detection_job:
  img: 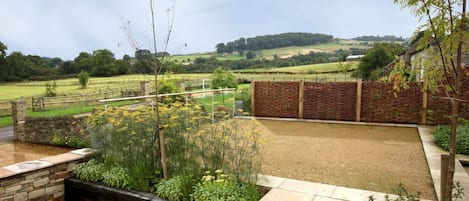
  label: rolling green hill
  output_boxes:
[169,39,370,63]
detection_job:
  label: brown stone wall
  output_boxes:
[24,116,89,145]
[254,81,299,118]
[303,82,357,121]
[360,82,422,124]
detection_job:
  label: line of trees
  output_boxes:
[177,51,349,73]
[0,40,171,82]
[351,35,405,42]
[215,32,333,53]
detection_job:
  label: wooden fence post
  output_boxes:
[422,77,428,125]
[298,80,304,119]
[356,79,362,122]
[441,154,449,201]
[251,81,256,116]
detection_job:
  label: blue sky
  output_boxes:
[0,0,422,60]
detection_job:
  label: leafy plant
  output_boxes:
[368,182,464,201]
[235,88,251,114]
[155,175,194,201]
[74,159,105,182]
[64,136,90,148]
[44,81,58,97]
[78,70,90,89]
[192,170,260,201]
[211,67,238,89]
[434,121,469,155]
[102,166,131,190]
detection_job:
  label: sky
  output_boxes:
[0,0,423,60]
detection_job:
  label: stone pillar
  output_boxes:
[11,100,26,142]
[140,81,150,96]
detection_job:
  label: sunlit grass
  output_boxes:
[0,100,139,128]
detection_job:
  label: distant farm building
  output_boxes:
[345,55,364,61]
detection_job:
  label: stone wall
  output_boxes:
[0,149,92,201]
[24,116,89,145]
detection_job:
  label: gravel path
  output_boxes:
[256,119,436,200]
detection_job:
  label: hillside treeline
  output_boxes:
[351,35,405,42]
[215,32,333,53]
[168,51,349,73]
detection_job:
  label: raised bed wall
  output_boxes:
[0,149,91,201]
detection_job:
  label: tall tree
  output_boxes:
[73,52,93,73]
[0,41,8,81]
[90,49,116,77]
[5,52,34,81]
[355,43,404,80]
[393,0,467,199]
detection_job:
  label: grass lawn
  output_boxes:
[0,74,212,101]
[238,61,358,73]
[0,116,12,128]
[194,93,235,113]
[0,100,139,128]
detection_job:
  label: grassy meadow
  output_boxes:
[168,39,369,63]
[0,60,357,101]
[238,61,358,73]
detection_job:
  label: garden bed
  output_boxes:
[255,119,436,200]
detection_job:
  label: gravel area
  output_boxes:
[256,119,436,200]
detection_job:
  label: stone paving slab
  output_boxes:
[417,126,469,201]
[260,188,315,201]
[2,160,53,174]
[312,196,343,201]
[40,152,83,165]
[278,179,336,197]
[0,168,14,178]
[257,175,428,201]
[258,174,287,188]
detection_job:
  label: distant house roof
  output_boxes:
[345,55,364,60]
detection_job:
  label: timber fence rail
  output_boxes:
[31,87,141,111]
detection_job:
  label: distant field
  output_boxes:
[0,74,211,100]
[1,62,356,101]
[238,61,358,73]
[169,39,370,63]
[259,42,369,60]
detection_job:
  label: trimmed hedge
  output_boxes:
[434,122,469,155]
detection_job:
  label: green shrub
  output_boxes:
[44,81,58,97]
[74,159,105,182]
[102,166,131,190]
[434,122,469,154]
[78,70,90,89]
[155,175,194,201]
[192,170,260,201]
[64,136,90,148]
[235,88,251,113]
